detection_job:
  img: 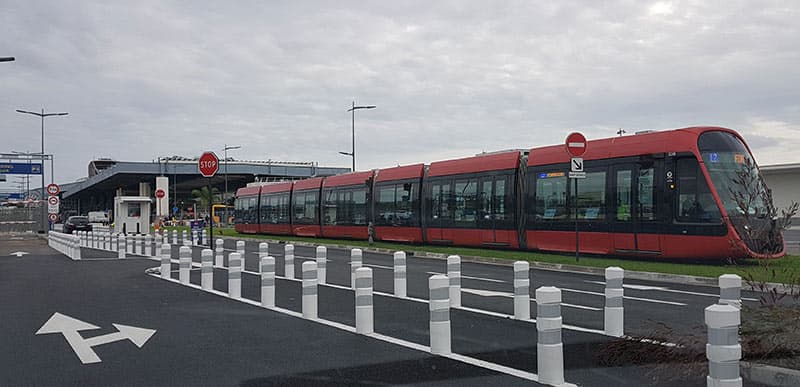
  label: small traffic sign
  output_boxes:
[48,213,59,222]
[198,152,219,177]
[569,171,586,179]
[47,183,60,196]
[155,188,166,199]
[48,196,60,206]
[565,132,587,157]
[571,157,583,172]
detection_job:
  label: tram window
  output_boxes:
[479,180,492,220]
[323,189,337,225]
[575,171,606,220]
[293,194,305,221]
[495,178,507,221]
[454,179,478,226]
[616,170,632,221]
[676,158,722,223]
[352,189,367,225]
[639,168,656,221]
[303,192,317,223]
[536,175,567,220]
[248,197,257,222]
[431,182,453,222]
[397,182,416,225]
[378,183,418,226]
[377,186,396,226]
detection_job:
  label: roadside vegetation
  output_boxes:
[157,224,799,285]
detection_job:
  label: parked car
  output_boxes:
[64,216,92,234]
[88,211,109,224]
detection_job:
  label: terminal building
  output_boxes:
[52,157,350,221]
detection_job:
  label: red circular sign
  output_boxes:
[48,213,59,222]
[48,196,59,205]
[155,188,166,199]
[565,132,587,157]
[46,183,60,196]
[198,152,220,177]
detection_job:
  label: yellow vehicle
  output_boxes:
[212,204,235,227]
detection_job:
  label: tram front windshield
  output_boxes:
[698,131,768,218]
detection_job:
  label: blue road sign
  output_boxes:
[0,163,43,175]
[173,206,179,214]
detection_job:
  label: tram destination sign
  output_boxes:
[0,163,43,175]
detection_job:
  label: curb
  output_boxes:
[215,235,798,289]
[742,361,800,387]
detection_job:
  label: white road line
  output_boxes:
[460,288,602,311]
[364,263,394,270]
[585,280,759,302]
[562,288,687,306]
[146,271,545,384]
[426,271,507,283]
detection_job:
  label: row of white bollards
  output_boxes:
[152,240,743,387]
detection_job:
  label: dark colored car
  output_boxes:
[64,216,92,234]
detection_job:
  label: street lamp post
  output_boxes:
[16,109,68,232]
[223,144,241,205]
[340,101,375,172]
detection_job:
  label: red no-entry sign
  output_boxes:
[198,152,219,177]
[565,132,587,157]
[155,188,166,199]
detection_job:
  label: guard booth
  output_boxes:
[113,196,151,234]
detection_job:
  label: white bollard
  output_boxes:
[145,234,152,257]
[447,255,461,307]
[201,249,213,291]
[201,229,207,246]
[236,240,245,270]
[138,234,145,255]
[604,267,624,337]
[302,261,318,319]
[160,243,171,279]
[192,229,198,246]
[163,232,168,245]
[537,286,565,386]
[179,246,191,285]
[429,274,451,355]
[394,251,407,298]
[316,246,327,284]
[261,256,276,308]
[182,230,188,246]
[172,229,177,245]
[284,244,295,279]
[131,234,138,255]
[126,234,133,254]
[355,267,374,334]
[215,239,224,267]
[102,232,107,250]
[705,303,742,387]
[112,233,118,252]
[228,252,242,299]
[719,274,742,309]
[258,243,269,273]
[154,238,161,259]
[514,261,530,320]
[351,248,363,288]
[118,235,126,259]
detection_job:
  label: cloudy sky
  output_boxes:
[1,0,799,192]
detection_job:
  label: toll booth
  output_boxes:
[113,196,151,234]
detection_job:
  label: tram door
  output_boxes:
[612,162,661,254]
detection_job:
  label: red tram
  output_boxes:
[235,127,785,259]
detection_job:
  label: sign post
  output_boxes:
[155,189,165,221]
[198,152,219,249]
[565,132,587,262]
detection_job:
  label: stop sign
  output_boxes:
[155,188,166,199]
[565,132,587,157]
[198,151,219,177]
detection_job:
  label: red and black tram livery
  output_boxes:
[235,127,784,260]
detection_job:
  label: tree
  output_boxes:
[191,186,221,216]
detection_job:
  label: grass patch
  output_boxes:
[154,225,800,285]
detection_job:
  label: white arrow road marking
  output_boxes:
[35,312,156,364]
[584,280,759,302]
[461,288,602,311]
[9,251,29,257]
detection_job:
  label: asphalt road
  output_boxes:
[2,233,773,386]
